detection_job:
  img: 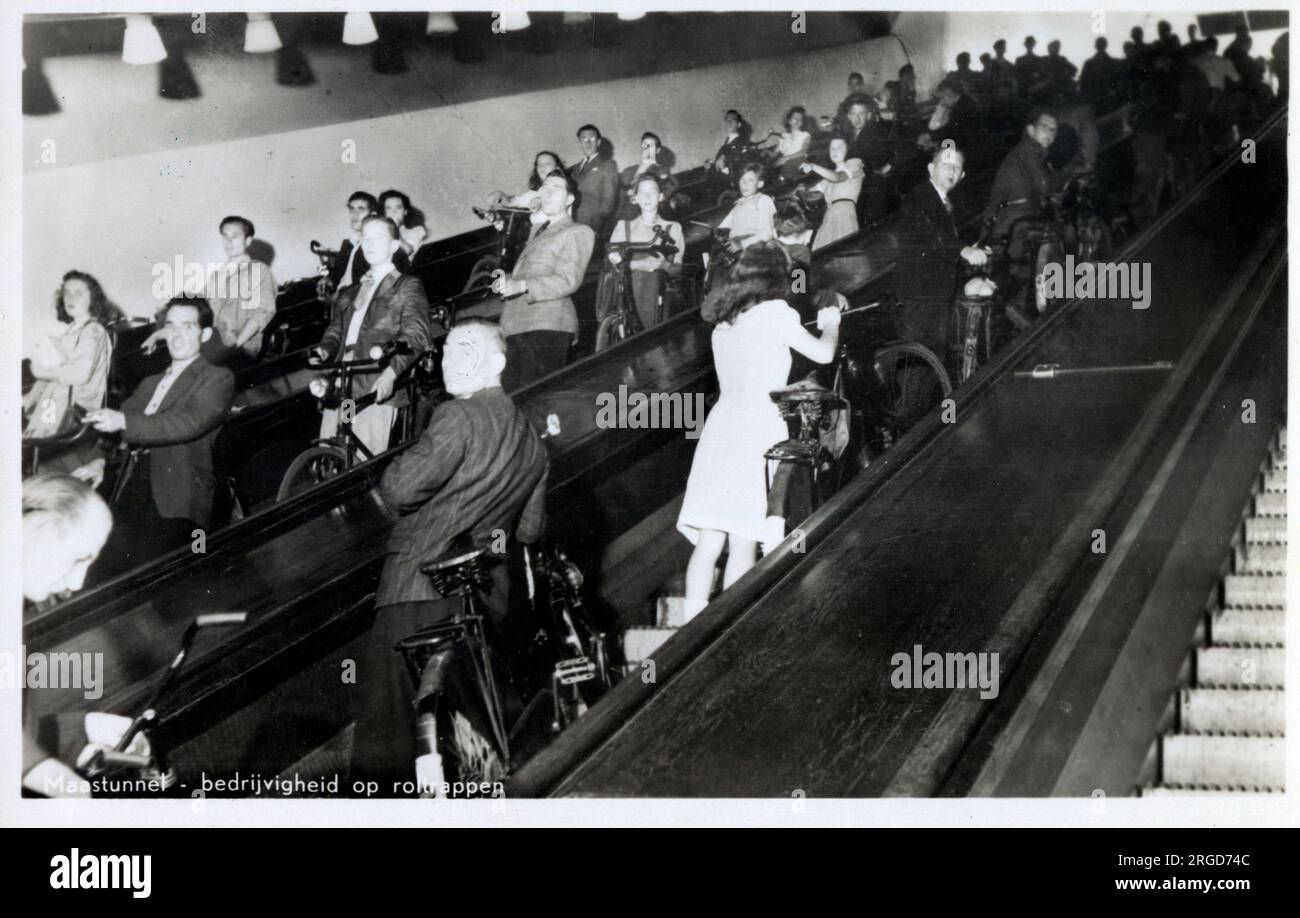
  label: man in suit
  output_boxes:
[312,215,437,458]
[351,318,549,795]
[710,109,759,194]
[840,98,893,224]
[491,170,595,391]
[82,296,236,560]
[892,145,989,371]
[569,123,620,242]
[328,191,378,289]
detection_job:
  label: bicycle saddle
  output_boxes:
[769,379,844,411]
[420,547,493,596]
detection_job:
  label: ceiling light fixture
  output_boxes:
[245,13,282,54]
[343,12,379,45]
[122,14,167,65]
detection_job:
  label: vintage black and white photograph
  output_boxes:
[4,1,1294,824]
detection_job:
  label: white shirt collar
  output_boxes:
[364,260,397,287]
[167,353,201,377]
[929,180,951,204]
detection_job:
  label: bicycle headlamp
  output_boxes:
[309,377,329,399]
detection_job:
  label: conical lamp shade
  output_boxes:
[426,12,458,35]
[499,11,531,31]
[245,14,282,53]
[617,11,647,21]
[343,12,379,45]
[123,14,167,65]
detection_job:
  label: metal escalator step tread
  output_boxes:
[1233,543,1286,574]
[1252,491,1287,516]
[1142,785,1282,796]
[622,626,678,665]
[1160,734,1285,789]
[1211,606,1285,644]
[1196,646,1285,688]
[1222,574,1286,608]
[1179,687,1285,734]
[1261,467,1286,492]
[1244,517,1286,544]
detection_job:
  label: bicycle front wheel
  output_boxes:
[276,444,350,501]
[870,342,952,442]
[594,313,628,352]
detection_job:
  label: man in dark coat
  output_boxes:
[351,319,549,796]
[892,146,989,369]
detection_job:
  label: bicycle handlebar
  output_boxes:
[309,339,413,371]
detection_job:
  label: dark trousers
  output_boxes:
[89,454,198,583]
[503,331,571,392]
[350,560,517,797]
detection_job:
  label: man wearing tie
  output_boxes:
[312,215,436,458]
[569,124,620,242]
[81,297,236,561]
[892,145,988,371]
[491,171,595,391]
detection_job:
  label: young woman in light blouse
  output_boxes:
[800,138,864,250]
[23,270,116,444]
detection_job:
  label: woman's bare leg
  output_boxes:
[722,537,758,589]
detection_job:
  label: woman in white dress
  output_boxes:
[801,138,864,250]
[676,243,841,621]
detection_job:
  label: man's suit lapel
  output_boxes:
[156,360,206,414]
[353,271,399,338]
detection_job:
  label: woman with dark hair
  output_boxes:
[618,132,676,219]
[675,243,841,620]
[23,270,117,441]
[758,106,813,180]
[486,150,567,216]
[379,189,429,256]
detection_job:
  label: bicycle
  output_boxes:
[764,298,952,537]
[393,539,613,796]
[464,203,535,294]
[276,340,437,500]
[593,224,682,351]
[77,612,248,796]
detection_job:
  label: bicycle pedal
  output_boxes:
[554,657,597,685]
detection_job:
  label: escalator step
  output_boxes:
[1179,687,1285,734]
[1222,574,1285,608]
[1141,785,1281,796]
[622,626,678,666]
[1233,543,1286,574]
[1261,467,1286,492]
[1160,734,1284,789]
[1196,646,1285,688]
[1211,606,1285,644]
[1253,491,1287,517]
[1244,517,1286,544]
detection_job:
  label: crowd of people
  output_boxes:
[20,21,1289,795]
